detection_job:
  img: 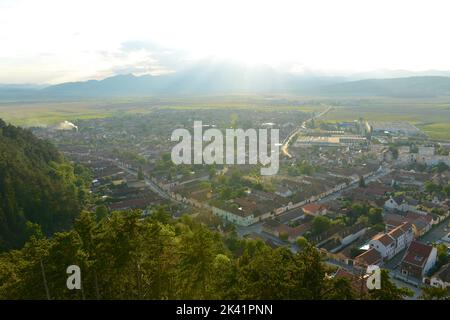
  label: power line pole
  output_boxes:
[39,258,50,300]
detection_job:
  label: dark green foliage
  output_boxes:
[0,120,91,250]
[0,209,361,300]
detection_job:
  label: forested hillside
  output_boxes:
[0,119,91,250]
[0,210,413,300]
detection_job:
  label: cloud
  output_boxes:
[92,41,190,79]
[119,41,190,68]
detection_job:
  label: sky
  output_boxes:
[1,0,450,84]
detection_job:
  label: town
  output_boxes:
[31,106,450,299]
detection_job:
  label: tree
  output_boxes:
[311,216,331,235]
[420,286,449,300]
[94,205,109,221]
[435,162,449,173]
[0,120,90,250]
[443,183,450,197]
[137,167,145,181]
[296,237,309,250]
[279,231,289,242]
[369,269,414,300]
[424,181,441,194]
[358,175,366,188]
[436,244,450,266]
[176,224,224,299]
[0,207,411,300]
[368,207,383,225]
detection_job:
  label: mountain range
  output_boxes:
[2,64,450,99]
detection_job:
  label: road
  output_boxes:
[281,105,333,158]
[420,216,450,244]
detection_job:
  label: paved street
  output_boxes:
[281,106,333,158]
[420,216,450,244]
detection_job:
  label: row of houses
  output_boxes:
[353,223,447,286]
[398,146,450,167]
[355,222,415,266]
[334,241,446,291]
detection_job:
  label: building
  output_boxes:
[275,185,293,198]
[399,241,437,280]
[295,135,367,147]
[427,263,450,288]
[355,248,383,267]
[384,196,412,212]
[262,219,310,242]
[302,203,327,216]
[384,212,433,237]
[210,204,256,226]
[367,121,421,136]
[369,222,414,260]
[333,268,369,295]
[405,212,433,237]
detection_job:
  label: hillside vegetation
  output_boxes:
[0,210,413,300]
[0,119,91,250]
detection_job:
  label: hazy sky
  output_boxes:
[1,0,450,84]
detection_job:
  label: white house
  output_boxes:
[369,222,414,260]
[210,205,255,226]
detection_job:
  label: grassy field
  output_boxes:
[1,96,449,141]
[316,98,450,141]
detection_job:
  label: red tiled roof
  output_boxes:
[402,241,434,268]
[405,212,433,224]
[302,203,325,213]
[277,223,311,238]
[388,222,412,239]
[355,248,382,266]
[373,233,394,246]
[334,268,368,293]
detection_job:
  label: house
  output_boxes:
[355,248,383,267]
[276,207,304,224]
[262,219,282,236]
[399,241,437,280]
[277,223,311,242]
[384,196,411,212]
[384,212,433,237]
[275,185,293,198]
[262,219,310,242]
[108,196,160,211]
[369,222,414,260]
[302,203,327,216]
[384,213,408,231]
[405,212,433,237]
[211,204,256,226]
[324,224,368,253]
[427,263,450,288]
[370,233,396,259]
[333,268,368,294]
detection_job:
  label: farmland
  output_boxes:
[1,95,449,140]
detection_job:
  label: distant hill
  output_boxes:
[40,64,344,97]
[314,76,450,98]
[0,120,90,250]
[2,65,450,99]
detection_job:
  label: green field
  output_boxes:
[1,96,449,141]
